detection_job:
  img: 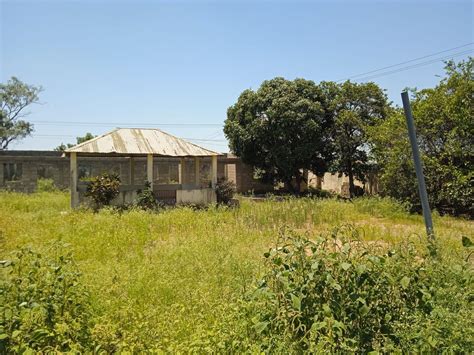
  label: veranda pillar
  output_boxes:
[147,154,154,189]
[195,157,200,187]
[211,155,218,189]
[70,152,79,208]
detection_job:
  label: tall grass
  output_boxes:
[0,192,472,351]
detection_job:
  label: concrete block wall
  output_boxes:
[0,151,69,192]
[1,151,377,198]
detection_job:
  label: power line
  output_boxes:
[33,134,76,138]
[30,120,224,127]
[352,50,473,82]
[31,134,227,143]
[337,42,474,82]
[183,138,227,143]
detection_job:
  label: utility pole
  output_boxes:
[401,91,435,242]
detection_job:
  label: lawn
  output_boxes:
[0,191,472,352]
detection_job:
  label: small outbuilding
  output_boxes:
[64,128,222,208]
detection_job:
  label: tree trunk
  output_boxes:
[294,174,302,196]
[347,160,355,198]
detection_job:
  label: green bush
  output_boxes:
[135,181,160,210]
[370,59,473,218]
[232,227,473,352]
[36,178,57,192]
[0,244,93,353]
[215,178,236,205]
[306,187,335,199]
[85,173,120,209]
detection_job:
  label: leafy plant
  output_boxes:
[0,243,93,353]
[135,181,159,210]
[306,187,335,199]
[240,227,473,352]
[36,178,57,192]
[215,178,236,205]
[85,173,120,209]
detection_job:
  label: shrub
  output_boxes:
[306,187,335,199]
[215,178,236,205]
[236,227,473,352]
[36,178,57,192]
[135,181,160,210]
[0,244,93,353]
[85,173,120,209]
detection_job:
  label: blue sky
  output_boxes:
[1,0,472,152]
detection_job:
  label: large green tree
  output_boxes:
[329,81,390,197]
[224,78,333,193]
[0,77,42,150]
[370,58,473,217]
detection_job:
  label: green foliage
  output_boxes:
[36,178,58,192]
[225,78,391,196]
[0,192,472,352]
[224,77,333,193]
[134,181,160,210]
[0,77,42,150]
[370,58,474,217]
[238,228,473,352]
[215,178,236,204]
[85,173,120,208]
[0,244,93,353]
[329,81,389,197]
[55,132,96,151]
[306,187,336,199]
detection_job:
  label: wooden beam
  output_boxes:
[147,154,153,189]
[195,156,200,187]
[211,155,218,189]
[70,152,79,208]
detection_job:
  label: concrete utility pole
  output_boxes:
[401,91,435,241]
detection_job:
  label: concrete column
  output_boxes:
[211,155,218,189]
[129,157,134,185]
[179,158,185,184]
[147,154,153,189]
[195,156,200,188]
[70,152,79,208]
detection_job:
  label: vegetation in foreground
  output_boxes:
[0,191,472,352]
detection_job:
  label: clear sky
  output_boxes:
[1,0,472,152]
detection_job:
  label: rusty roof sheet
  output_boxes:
[65,128,220,156]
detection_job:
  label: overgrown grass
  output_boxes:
[0,191,472,351]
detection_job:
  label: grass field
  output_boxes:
[1,191,472,351]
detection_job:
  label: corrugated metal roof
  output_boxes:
[65,128,220,156]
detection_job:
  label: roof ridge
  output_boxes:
[65,127,221,156]
[65,128,120,152]
[149,127,220,155]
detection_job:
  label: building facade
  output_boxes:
[0,151,377,198]
[0,150,273,196]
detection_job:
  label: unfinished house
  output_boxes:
[63,128,228,208]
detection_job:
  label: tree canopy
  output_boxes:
[0,77,42,150]
[224,78,333,192]
[370,58,473,216]
[329,81,390,197]
[224,77,389,194]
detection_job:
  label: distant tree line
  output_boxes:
[224,58,473,217]
[54,133,97,152]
